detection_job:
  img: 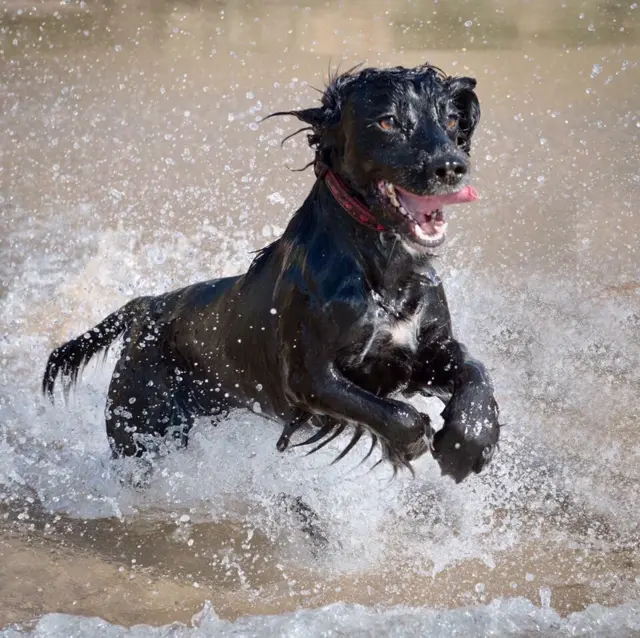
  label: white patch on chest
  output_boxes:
[355,296,423,365]
[387,312,421,350]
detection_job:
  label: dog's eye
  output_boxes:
[378,116,397,131]
[445,116,459,130]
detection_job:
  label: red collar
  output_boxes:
[323,170,386,232]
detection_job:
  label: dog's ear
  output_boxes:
[262,106,338,161]
[264,107,327,129]
[264,67,361,169]
[447,76,480,154]
[263,101,344,171]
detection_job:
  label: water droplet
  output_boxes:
[539,585,552,608]
[268,192,286,205]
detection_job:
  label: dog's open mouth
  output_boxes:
[377,182,478,247]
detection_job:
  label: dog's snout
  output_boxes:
[428,157,468,186]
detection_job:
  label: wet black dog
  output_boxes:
[43,63,500,483]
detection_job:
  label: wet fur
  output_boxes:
[43,63,500,483]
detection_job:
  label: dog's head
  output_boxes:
[272,63,481,252]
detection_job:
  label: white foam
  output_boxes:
[3,599,640,637]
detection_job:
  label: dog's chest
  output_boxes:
[362,297,424,359]
[340,291,426,395]
[385,312,422,350]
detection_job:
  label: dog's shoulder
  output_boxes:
[269,216,370,331]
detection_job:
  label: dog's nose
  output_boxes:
[428,157,468,186]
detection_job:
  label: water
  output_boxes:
[1,0,639,634]
[3,600,640,637]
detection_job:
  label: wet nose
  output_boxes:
[428,156,468,186]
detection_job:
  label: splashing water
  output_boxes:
[1,0,639,633]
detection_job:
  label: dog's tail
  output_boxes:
[42,296,151,401]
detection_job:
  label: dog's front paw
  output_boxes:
[384,411,433,468]
[404,411,434,460]
[432,397,500,483]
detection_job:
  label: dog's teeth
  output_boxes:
[385,183,396,197]
[399,206,409,217]
[390,195,400,208]
[414,225,428,240]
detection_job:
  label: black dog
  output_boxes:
[43,63,500,483]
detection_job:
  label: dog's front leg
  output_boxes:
[412,336,500,482]
[285,362,431,466]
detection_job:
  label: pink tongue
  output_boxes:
[397,185,478,213]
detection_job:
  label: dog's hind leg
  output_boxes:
[105,339,194,458]
[171,390,197,449]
